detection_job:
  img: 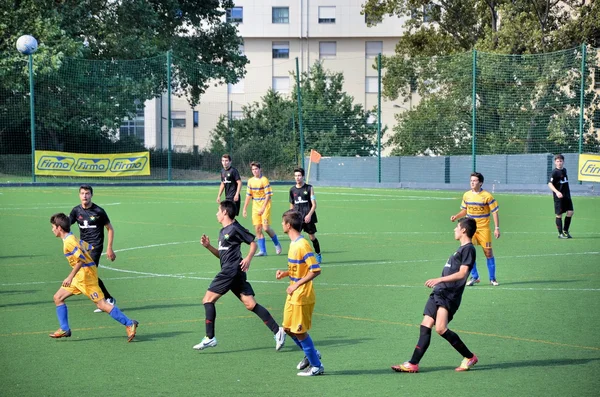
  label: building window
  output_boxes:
[226,7,243,23]
[366,77,378,93]
[318,6,335,23]
[273,77,290,94]
[193,111,199,127]
[172,111,186,128]
[120,108,144,141]
[272,41,290,59]
[272,7,289,23]
[319,41,336,59]
[228,79,245,94]
[366,41,383,58]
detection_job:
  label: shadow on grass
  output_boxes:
[0,299,48,308]
[125,303,202,311]
[59,330,193,343]
[500,279,582,286]
[0,289,39,295]
[0,255,48,259]
[200,337,374,355]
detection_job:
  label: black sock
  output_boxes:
[409,325,432,364]
[251,304,280,334]
[441,329,473,358]
[98,278,112,300]
[312,238,321,254]
[564,216,572,232]
[555,218,563,234]
[204,302,216,339]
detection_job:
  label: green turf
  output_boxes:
[0,186,599,396]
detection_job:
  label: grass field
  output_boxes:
[0,186,599,396]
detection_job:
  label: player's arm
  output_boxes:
[425,265,470,288]
[260,193,271,214]
[451,209,467,222]
[234,178,242,202]
[548,180,563,198]
[216,182,225,203]
[200,234,220,258]
[63,255,83,287]
[105,222,116,261]
[492,210,500,238]
[243,192,251,217]
[289,188,295,210]
[240,241,257,272]
[305,186,317,222]
[276,269,290,279]
[287,269,320,295]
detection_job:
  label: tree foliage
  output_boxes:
[208,62,381,175]
[0,0,247,153]
[362,0,600,155]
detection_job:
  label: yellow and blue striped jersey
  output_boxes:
[286,236,321,305]
[63,233,96,269]
[246,176,273,210]
[460,189,499,228]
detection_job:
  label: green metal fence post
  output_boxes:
[295,57,305,169]
[579,43,586,155]
[28,54,36,183]
[472,49,477,172]
[167,50,172,182]
[377,53,382,183]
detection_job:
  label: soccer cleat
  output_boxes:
[297,365,324,377]
[254,251,267,257]
[315,253,322,264]
[558,233,568,239]
[126,320,138,342]
[456,354,478,371]
[466,277,480,286]
[563,231,572,239]
[490,279,499,286]
[275,244,282,255]
[93,308,103,313]
[193,336,217,350]
[49,328,71,339]
[275,327,286,351]
[297,350,322,370]
[391,361,419,373]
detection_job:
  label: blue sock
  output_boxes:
[258,238,267,253]
[487,257,496,280]
[471,262,479,279]
[272,234,280,246]
[290,335,303,349]
[300,334,321,367]
[56,304,70,331]
[109,306,133,326]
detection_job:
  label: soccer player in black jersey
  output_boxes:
[193,200,286,351]
[216,154,242,216]
[548,154,574,238]
[289,168,322,263]
[69,185,116,312]
[392,218,479,373]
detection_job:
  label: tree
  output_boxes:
[0,0,248,153]
[362,0,600,155]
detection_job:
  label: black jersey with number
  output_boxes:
[69,203,111,249]
[221,166,241,200]
[435,243,476,304]
[289,184,317,223]
[549,168,571,199]
[218,221,255,274]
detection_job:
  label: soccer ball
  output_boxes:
[16,35,38,55]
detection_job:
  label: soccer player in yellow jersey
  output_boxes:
[48,213,138,341]
[451,172,500,286]
[276,210,324,376]
[243,161,282,256]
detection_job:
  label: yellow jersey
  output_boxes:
[63,233,98,284]
[460,189,499,229]
[286,236,321,305]
[246,175,273,212]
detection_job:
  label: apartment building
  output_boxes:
[137,1,414,153]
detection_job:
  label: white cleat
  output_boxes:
[297,365,324,377]
[193,336,217,350]
[275,327,286,351]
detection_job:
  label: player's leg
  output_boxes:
[554,200,567,237]
[50,287,74,338]
[253,213,268,255]
[483,243,498,286]
[466,232,482,285]
[194,274,229,350]
[288,304,322,376]
[85,283,137,341]
[305,222,321,263]
[91,250,115,311]
[392,298,436,373]
[238,289,285,350]
[435,307,478,371]
[563,200,574,238]
[262,208,281,254]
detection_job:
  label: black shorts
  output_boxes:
[227,197,241,217]
[301,221,317,235]
[423,291,459,323]
[554,197,573,215]
[208,269,255,297]
[90,248,102,267]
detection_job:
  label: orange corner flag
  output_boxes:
[310,149,322,164]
